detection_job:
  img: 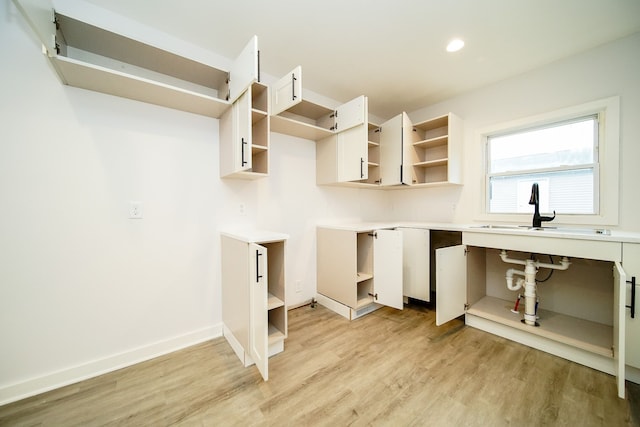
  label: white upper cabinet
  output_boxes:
[375,112,464,188]
[13,0,259,118]
[220,82,270,179]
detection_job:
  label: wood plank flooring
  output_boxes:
[1,302,638,426]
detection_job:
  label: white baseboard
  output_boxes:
[0,323,223,406]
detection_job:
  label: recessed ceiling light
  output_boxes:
[446,39,465,53]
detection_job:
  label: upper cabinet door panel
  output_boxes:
[380,114,403,186]
[373,229,403,310]
[337,125,367,182]
[229,35,259,104]
[13,0,56,56]
[335,96,366,133]
[271,66,302,116]
[235,89,252,171]
[402,112,415,185]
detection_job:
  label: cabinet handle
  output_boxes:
[291,73,297,101]
[360,157,364,178]
[241,137,248,166]
[256,250,263,282]
[627,276,636,319]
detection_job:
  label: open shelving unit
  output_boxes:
[411,114,461,186]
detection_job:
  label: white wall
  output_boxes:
[392,31,640,232]
[0,2,389,403]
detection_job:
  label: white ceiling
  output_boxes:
[83,0,640,119]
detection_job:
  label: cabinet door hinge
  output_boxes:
[464,303,470,311]
[368,231,377,238]
[368,292,378,300]
[464,247,470,256]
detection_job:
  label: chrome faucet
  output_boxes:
[529,182,555,228]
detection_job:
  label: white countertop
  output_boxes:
[316,221,640,244]
[220,229,289,243]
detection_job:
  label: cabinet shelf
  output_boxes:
[356,295,375,308]
[414,135,448,149]
[252,144,268,153]
[356,272,373,283]
[466,296,613,357]
[368,140,380,147]
[270,115,333,140]
[414,158,448,168]
[267,293,285,310]
[55,56,231,118]
[368,162,379,167]
[252,109,268,123]
[268,324,286,345]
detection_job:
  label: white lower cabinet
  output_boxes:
[221,231,288,381]
[624,243,640,381]
[436,232,628,398]
[316,227,403,319]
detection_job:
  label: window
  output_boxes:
[487,115,598,214]
[481,97,619,226]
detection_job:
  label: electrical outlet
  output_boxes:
[239,203,246,216]
[295,280,302,293]
[129,201,143,219]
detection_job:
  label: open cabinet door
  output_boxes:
[373,230,403,310]
[13,0,57,56]
[380,114,403,186]
[249,243,268,381]
[401,112,416,185]
[614,261,626,398]
[271,66,302,116]
[435,245,467,326]
[228,35,259,103]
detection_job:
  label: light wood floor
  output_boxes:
[1,302,639,426]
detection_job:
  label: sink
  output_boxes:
[471,225,522,230]
[471,224,611,235]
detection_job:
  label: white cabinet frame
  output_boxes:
[14,0,259,118]
[221,231,288,381]
[316,227,403,320]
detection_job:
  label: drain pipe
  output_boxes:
[500,250,570,326]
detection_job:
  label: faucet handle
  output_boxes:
[540,211,556,223]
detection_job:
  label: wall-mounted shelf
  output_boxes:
[15,0,258,118]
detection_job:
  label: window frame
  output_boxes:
[477,96,620,226]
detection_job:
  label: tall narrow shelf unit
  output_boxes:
[361,124,382,186]
[220,81,270,179]
[221,230,288,381]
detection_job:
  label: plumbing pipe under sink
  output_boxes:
[500,250,570,326]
